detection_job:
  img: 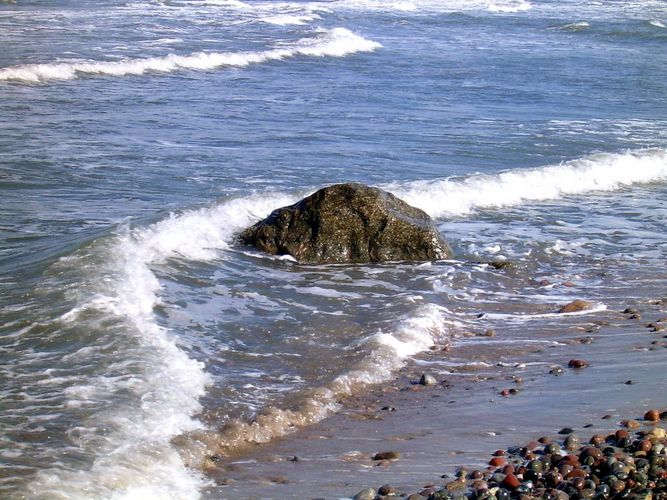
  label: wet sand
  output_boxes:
[202,300,667,499]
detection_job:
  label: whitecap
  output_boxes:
[387,148,667,219]
[0,27,381,84]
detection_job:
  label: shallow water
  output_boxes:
[1,0,666,498]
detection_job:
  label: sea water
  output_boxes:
[0,0,666,498]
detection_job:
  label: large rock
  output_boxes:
[239,183,451,264]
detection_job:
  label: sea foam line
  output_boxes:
[388,148,667,219]
[29,194,295,499]
[0,27,381,83]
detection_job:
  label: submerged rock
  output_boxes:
[239,183,452,264]
[558,299,594,313]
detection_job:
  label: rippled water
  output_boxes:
[1,0,666,498]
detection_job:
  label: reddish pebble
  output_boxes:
[637,439,652,452]
[644,409,660,421]
[493,449,506,456]
[568,359,588,369]
[589,434,605,445]
[565,468,587,479]
[500,389,511,397]
[489,456,506,467]
[502,464,515,475]
[501,473,521,490]
[526,440,540,450]
[616,429,630,440]
[580,446,603,460]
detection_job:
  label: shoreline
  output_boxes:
[201,299,667,499]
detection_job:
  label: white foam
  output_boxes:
[261,13,320,25]
[30,193,296,499]
[388,148,667,219]
[487,0,531,13]
[331,303,447,393]
[485,303,608,321]
[0,27,381,83]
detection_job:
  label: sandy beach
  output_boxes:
[203,298,667,498]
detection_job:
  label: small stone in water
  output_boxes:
[378,484,396,496]
[372,451,400,461]
[549,365,564,376]
[644,409,660,421]
[352,488,376,500]
[558,299,593,313]
[559,427,575,435]
[621,419,641,429]
[419,374,437,386]
[568,359,588,369]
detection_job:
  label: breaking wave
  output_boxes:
[0,27,381,84]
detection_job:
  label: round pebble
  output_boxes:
[644,409,660,421]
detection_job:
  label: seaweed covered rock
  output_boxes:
[239,183,451,264]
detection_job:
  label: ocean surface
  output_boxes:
[1,0,666,498]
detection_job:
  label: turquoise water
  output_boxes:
[1,0,666,497]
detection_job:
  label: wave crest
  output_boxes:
[388,148,667,218]
[0,27,381,84]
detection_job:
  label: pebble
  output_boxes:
[372,451,400,461]
[558,299,593,313]
[388,419,667,500]
[644,409,660,421]
[352,488,376,500]
[377,484,396,495]
[419,374,437,386]
[501,473,521,490]
[549,365,564,376]
[622,419,641,429]
[568,359,588,369]
[564,434,580,450]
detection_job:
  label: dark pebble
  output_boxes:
[372,451,400,461]
[378,484,396,495]
[559,427,575,435]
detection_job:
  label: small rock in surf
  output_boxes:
[558,299,593,313]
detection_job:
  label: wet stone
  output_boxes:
[352,488,376,500]
[644,409,660,421]
[419,374,437,386]
[372,451,400,461]
[568,359,589,369]
[559,299,594,313]
[378,484,396,495]
[549,366,565,376]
